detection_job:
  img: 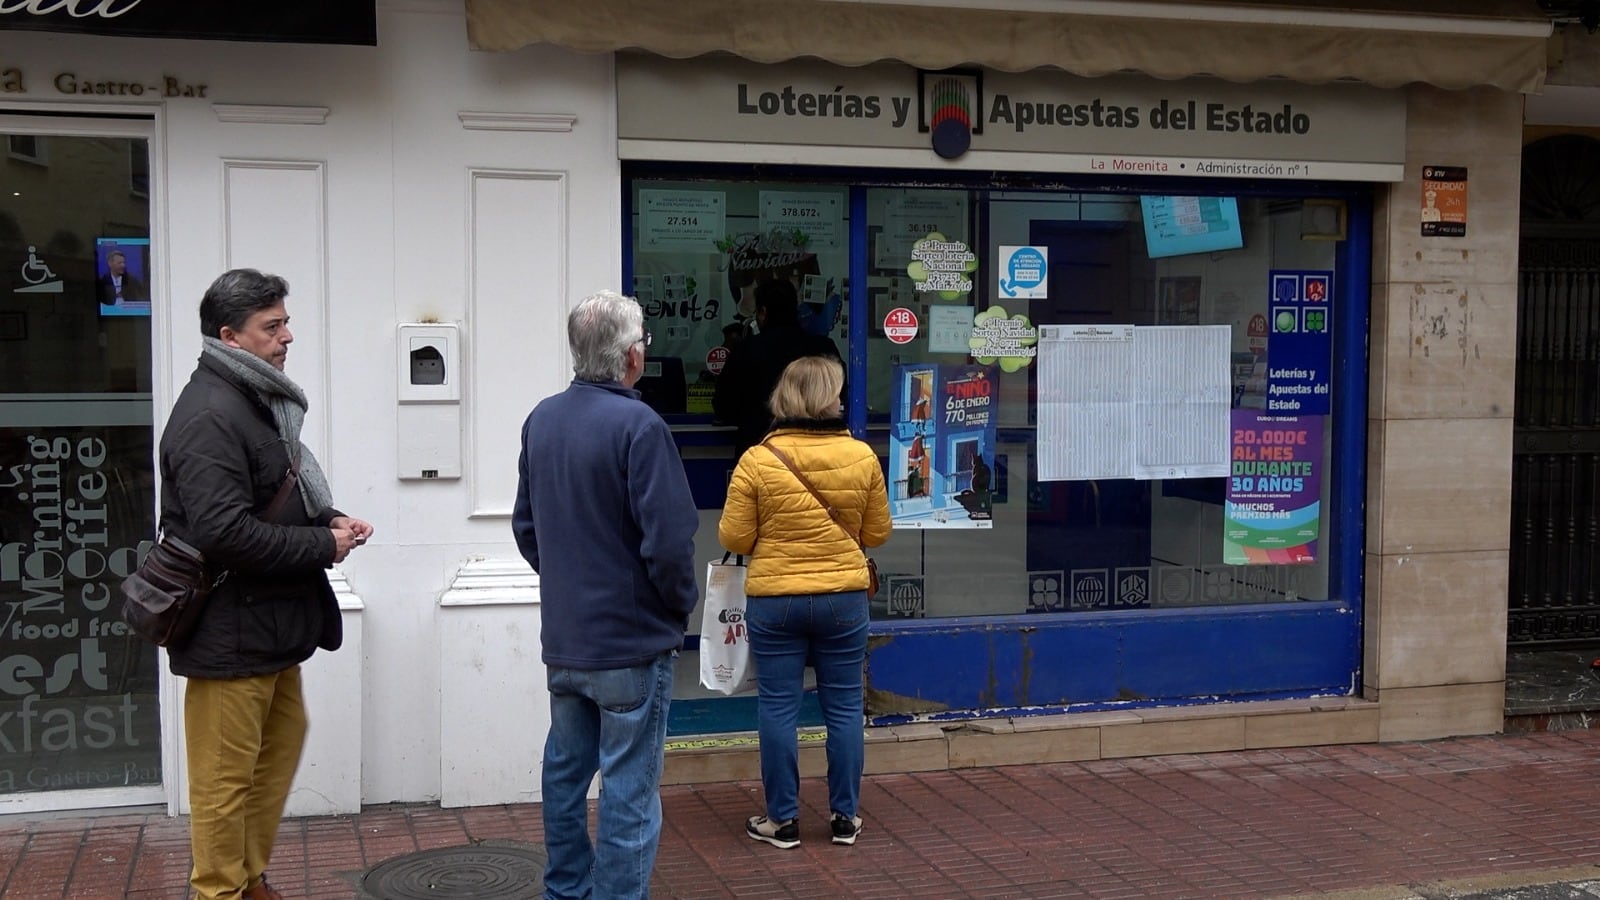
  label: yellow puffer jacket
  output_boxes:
[718,422,892,597]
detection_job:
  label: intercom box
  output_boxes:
[397,323,462,479]
[398,323,460,403]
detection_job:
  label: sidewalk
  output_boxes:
[4,729,1600,898]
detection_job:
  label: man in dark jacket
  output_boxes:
[512,289,698,899]
[712,278,842,458]
[161,268,372,900]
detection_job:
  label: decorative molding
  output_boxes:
[440,558,541,607]
[457,111,577,133]
[380,0,458,12]
[327,568,366,611]
[465,167,568,517]
[213,104,330,126]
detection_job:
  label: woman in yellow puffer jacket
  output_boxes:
[719,355,891,851]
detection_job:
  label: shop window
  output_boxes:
[629,179,851,419]
[864,187,1338,620]
[1,131,159,796]
[628,174,1352,626]
[129,141,149,198]
[7,134,47,165]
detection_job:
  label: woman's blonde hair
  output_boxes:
[768,356,844,420]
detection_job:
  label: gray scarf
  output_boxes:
[202,336,334,518]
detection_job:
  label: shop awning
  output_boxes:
[464,0,1552,92]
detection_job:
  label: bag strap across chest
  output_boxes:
[761,441,863,550]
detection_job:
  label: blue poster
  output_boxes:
[1265,269,1333,415]
[889,364,998,529]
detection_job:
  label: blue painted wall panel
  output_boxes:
[865,602,1355,720]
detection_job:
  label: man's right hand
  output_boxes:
[330,527,358,563]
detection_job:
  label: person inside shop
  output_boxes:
[713,278,842,458]
[718,355,891,850]
[161,268,373,900]
[98,249,148,306]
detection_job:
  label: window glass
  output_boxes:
[627,173,1350,646]
[629,179,852,419]
[0,132,161,795]
[865,188,1339,620]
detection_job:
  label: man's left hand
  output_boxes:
[330,516,375,545]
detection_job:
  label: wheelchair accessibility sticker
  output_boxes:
[15,246,63,294]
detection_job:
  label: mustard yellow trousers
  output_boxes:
[185,666,307,900]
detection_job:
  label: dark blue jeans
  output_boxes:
[747,591,869,823]
[541,651,675,899]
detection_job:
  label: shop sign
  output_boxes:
[618,55,1407,182]
[1265,270,1333,415]
[0,65,210,98]
[1224,412,1322,565]
[1421,165,1468,237]
[0,0,376,46]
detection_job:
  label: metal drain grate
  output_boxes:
[360,843,546,899]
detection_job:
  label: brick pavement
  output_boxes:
[4,730,1600,898]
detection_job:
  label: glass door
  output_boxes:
[0,117,163,803]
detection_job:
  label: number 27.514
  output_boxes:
[665,216,699,226]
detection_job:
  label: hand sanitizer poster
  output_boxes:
[888,364,998,529]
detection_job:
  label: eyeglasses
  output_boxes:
[638,331,653,348]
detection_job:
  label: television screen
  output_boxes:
[96,237,152,317]
[1140,197,1244,259]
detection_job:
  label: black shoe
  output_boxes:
[830,813,862,846]
[746,815,800,849]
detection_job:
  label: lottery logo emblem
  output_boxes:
[919,70,983,160]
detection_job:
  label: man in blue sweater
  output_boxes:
[512,290,699,899]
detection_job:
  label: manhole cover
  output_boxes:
[360,843,546,899]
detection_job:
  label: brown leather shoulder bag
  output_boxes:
[120,459,300,648]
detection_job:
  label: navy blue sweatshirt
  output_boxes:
[512,379,699,669]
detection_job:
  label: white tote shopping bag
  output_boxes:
[699,553,756,696]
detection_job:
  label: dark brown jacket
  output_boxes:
[159,355,341,679]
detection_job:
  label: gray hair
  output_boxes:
[199,268,290,338]
[569,290,644,382]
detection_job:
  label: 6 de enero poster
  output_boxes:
[1224,412,1321,564]
[889,364,998,529]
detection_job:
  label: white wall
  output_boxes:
[3,0,617,808]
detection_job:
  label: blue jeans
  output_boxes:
[542,651,675,900]
[747,591,869,823]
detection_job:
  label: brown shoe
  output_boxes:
[243,876,284,900]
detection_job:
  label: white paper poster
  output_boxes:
[876,191,967,269]
[760,190,844,250]
[639,189,725,252]
[927,305,976,354]
[1037,325,1136,482]
[1133,326,1231,480]
[1036,324,1230,481]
